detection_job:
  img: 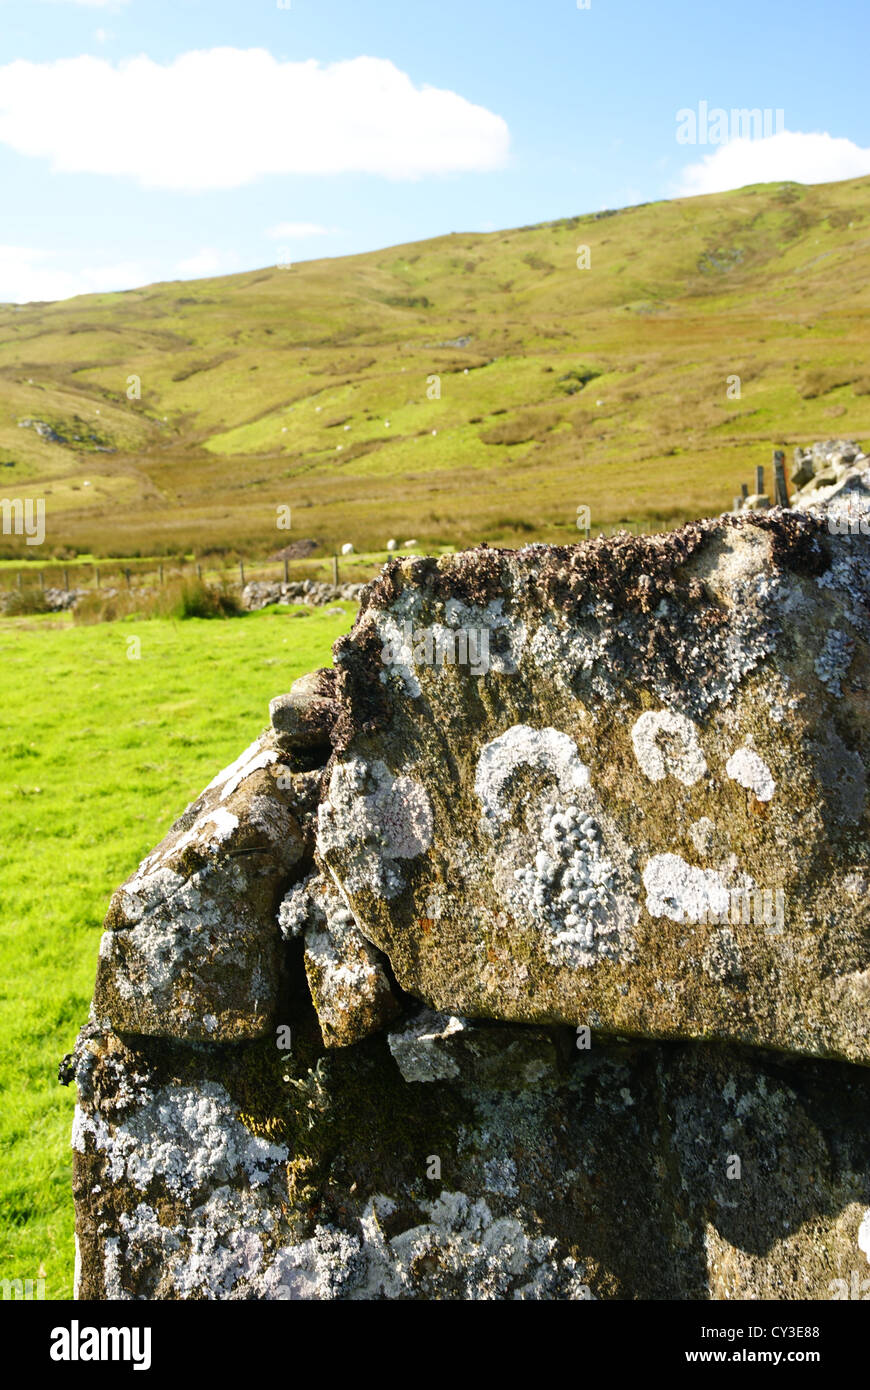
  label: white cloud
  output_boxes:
[175,248,236,276]
[265,222,337,240]
[675,130,870,196]
[46,1,128,7]
[0,48,510,190]
[0,246,149,305]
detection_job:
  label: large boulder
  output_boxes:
[318,512,869,1066]
[67,502,870,1300]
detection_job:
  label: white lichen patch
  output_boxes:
[474,726,637,966]
[814,627,856,697]
[103,878,220,996]
[76,1081,287,1196]
[264,1191,589,1300]
[482,1157,519,1197]
[158,808,241,867]
[204,737,275,798]
[689,817,716,856]
[527,616,615,700]
[725,747,776,802]
[442,596,527,675]
[278,872,319,940]
[815,528,870,640]
[262,1224,365,1300]
[374,597,527,697]
[631,709,707,786]
[509,799,634,966]
[172,1191,271,1299]
[373,613,422,697]
[219,748,280,802]
[475,725,590,829]
[317,759,433,899]
[115,862,187,927]
[104,1192,271,1301]
[97,863,278,1036]
[643,853,730,925]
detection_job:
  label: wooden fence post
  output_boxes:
[755,465,764,495]
[332,554,339,585]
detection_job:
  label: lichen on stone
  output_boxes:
[317,757,433,899]
[631,709,707,786]
[68,498,870,1302]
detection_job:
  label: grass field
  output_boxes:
[1,174,869,566]
[0,602,353,1300]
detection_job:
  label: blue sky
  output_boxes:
[0,0,868,302]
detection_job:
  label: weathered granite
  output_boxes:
[93,735,314,1042]
[68,498,870,1300]
[66,1016,870,1300]
[317,512,869,1066]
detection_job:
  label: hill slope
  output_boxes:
[1,174,869,560]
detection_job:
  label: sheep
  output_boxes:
[386,539,398,551]
[341,543,355,556]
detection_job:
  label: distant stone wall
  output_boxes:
[241,579,365,610]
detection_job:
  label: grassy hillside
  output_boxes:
[0,601,354,1298]
[1,174,869,561]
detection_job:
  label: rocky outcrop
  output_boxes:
[18,416,67,443]
[66,498,870,1300]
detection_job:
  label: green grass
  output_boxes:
[0,603,353,1299]
[1,174,869,562]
